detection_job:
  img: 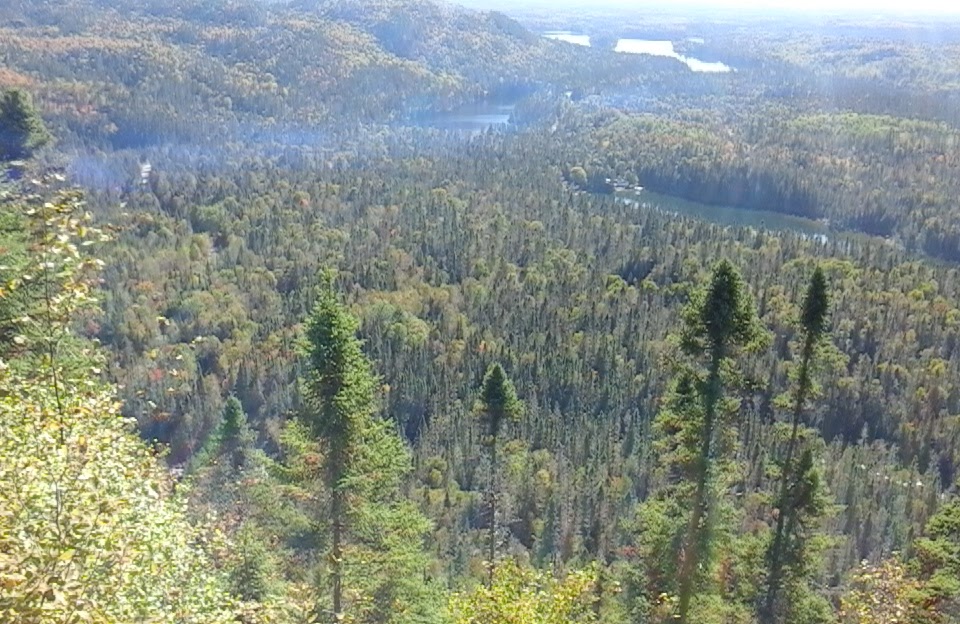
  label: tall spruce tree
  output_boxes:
[301,270,441,624]
[676,260,766,624]
[763,267,831,622]
[476,363,522,586]
[301,270,379,622]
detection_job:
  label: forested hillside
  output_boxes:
[3,0,960,622]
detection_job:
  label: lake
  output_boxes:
[417,102,515,132]
[618,189,829,242]
[543,31,591,46]
[541,32,732,73]
[614,39,732,73]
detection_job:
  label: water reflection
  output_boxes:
[418,102,515,131]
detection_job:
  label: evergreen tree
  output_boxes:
[222,395,246,440]
[776,448,832,624]
[301,270,441,623]
[476,363,522,586]
[229,522,282,603]
[628,371,703,621]
[302,270,377,623]
[188,396,255,474]
[763,267,831,622]
[675,260,766,624]
[0,89,50,162]
[911,496,960,623]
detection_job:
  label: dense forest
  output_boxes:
[3,0,960,622]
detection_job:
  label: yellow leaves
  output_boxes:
[840,559,921,624]
[449,561,598,624]
[0,189,235,624]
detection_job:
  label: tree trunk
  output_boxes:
[678,351,723,624]
[488,433,498,588]
[594,484,608,620]
[762,338,813,623]
[331,484,344,623]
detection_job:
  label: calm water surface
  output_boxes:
[543,31,591,46]
[540,32,732,73]
[418,102,515,131]
[614,39,732,73]
[619,189,829,241]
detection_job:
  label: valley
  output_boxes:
[3,1,960,623]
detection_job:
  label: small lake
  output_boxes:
[543,31,591,46]
[618,189,829,242]
[417,102,515,132]
[541,32,732,73]
[614,39,732,73]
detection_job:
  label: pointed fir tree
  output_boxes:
[301,269,375,623]
[187,396,255,475]
[763,267,831,622]
[476,362,522,586]
[675,260,766,624]
[301,270,442,624]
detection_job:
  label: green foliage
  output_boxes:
[0,186,239,623]
[477,363,522,440]
[910,497,960,623]
[0,194,33,357]
[800,267,829,339]
[651,370,703,484]
[763,267,834,623]
[0,89,50,162]
[0,185,104,368]
[0,347,238,623]
[187,396,255,475]
[6,4,960,621]
[300,271,442,623]
[673,260,766,622]
[679,259,766,358]
[229,522,283,603]
[475,362,522,584]
[222,395,247,441]
[302,269,378,448]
